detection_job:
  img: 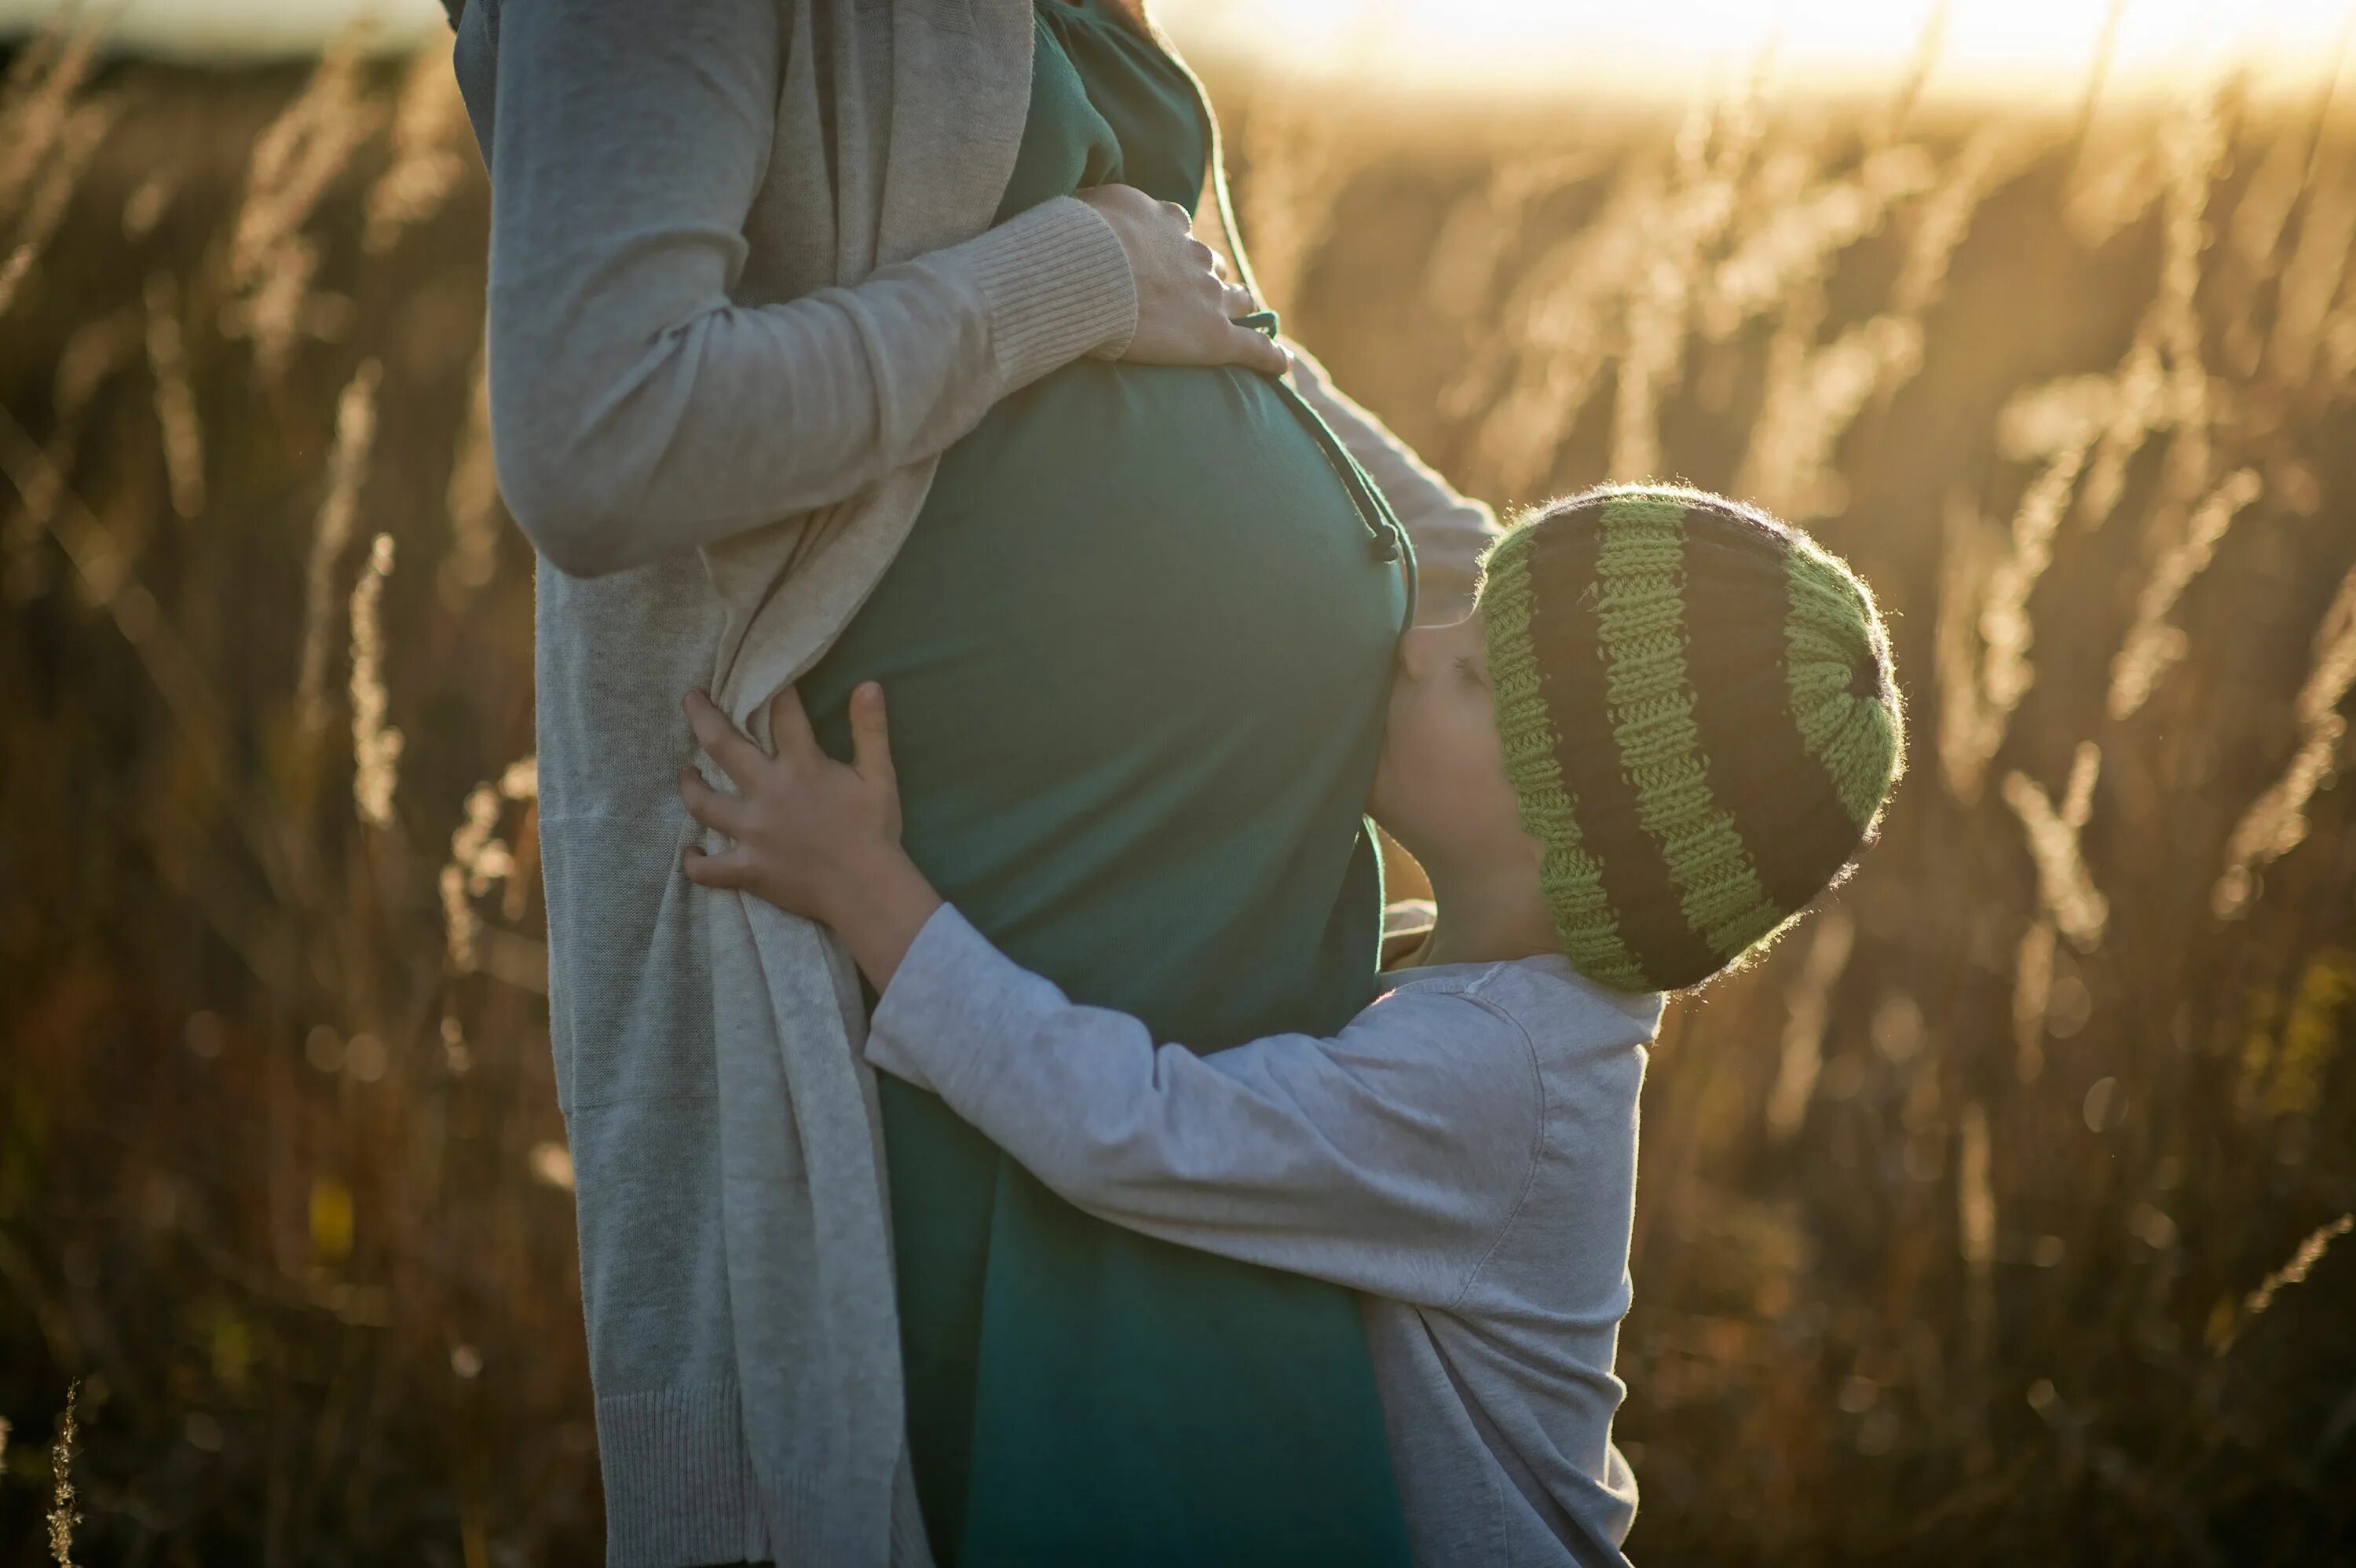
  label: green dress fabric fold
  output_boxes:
[796,2,1415,1562]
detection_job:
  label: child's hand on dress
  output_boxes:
[678,682,943,989]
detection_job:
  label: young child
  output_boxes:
[676,484,1904,1567]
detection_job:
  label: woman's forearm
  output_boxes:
[469,0,1137,579]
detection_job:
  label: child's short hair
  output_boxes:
[1477,484,1904,993]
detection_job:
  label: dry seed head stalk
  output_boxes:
[1981,444,2088,711]
[441,346,500,604]
[2,310,129,598]
[2214,562,2356,917]
[2072,347,2164,531]
[46,1380,79,1567]
[2215,1214,2354,1351]
[1611,97,1749,481]
[1942,444,2088,797]
[0,93,117,322]
[0,24,97,217]
[1459,165,1660,491]
[2064,97,2164,249]
[1701,146,1934,342]
[120,172,174,241]
[2014,917,2058,1082]
[2266,158,2356,393]
[2085,83,2222,530]
[441,759,533,970]
[1935,492,2008,799]
[439,863,481,974]
[2153,86,2222,370]
[497,755,539,802]
[1424,151,1597,320]
[350,534,404,828]
[2003,741,2109,950]
[1998,371,2128,463]
[296,360,382,740]
[455,784,515,895]
[364,48,470,254]
[1736,130,2025,522]
[1868,2,1949,148]
[1736,312,1922,521]
[4,313,139,603]
[2230,129,2309,288]
[227,30,386,376]
[2318,295,2356,393]
[1957,1101,1996,1270]
[2108,467,2263,718]
[1765,910,1854,1139]
[2000,86,2218,538]
[2063,143,2158,245]
[144,272,206,521]
[1891,125,2027,320]
[1232,89,1355,319]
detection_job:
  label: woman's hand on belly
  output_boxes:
[1078,185,1288,375]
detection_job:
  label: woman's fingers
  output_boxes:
[849,682,895,788]
[683,689,767,788]
[766,682,820,760]
[1226,323,1290,376]
[678,764,755,840]
[1085,183,1287,372]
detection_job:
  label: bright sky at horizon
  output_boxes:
[1178,0,2355,100]
[2,0,2350,104]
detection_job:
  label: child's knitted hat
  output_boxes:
[1479,484,1904,993]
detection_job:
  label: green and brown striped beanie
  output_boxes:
[1479,484,1904,994]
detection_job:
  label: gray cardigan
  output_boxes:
[452,2,1498,1563]
[868,905,1660,1567]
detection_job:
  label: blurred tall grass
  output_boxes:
[3,21,2353,1566]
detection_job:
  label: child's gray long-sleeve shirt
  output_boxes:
[865,905,1663,1567]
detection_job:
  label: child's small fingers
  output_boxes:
[767,683,819,760]
[677,765,753,839]
[683,690,766,789]
[681,845,755,891]
[849,682,894,784]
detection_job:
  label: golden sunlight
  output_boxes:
[1165,0,2355,100]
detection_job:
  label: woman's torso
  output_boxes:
[807,2,1405,1042]
[798,4,1414,1562]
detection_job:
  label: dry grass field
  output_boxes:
[3,20,2354,1566]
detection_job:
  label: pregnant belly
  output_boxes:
[800,358,1408,1046]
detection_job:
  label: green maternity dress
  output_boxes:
[799,5,1415,1562]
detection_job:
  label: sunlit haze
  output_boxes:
[1175,0,2354,101]
[4,0,2352,101]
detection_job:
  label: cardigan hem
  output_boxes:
[597,1380,769,1568]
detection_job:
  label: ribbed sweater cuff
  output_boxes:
[597,1380,765,1567]
[969,195,1138,388]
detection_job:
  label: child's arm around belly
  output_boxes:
[863,897,1540,1305]
[673,678,1543,1307]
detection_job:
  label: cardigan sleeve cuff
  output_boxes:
[966,195,1138,388]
